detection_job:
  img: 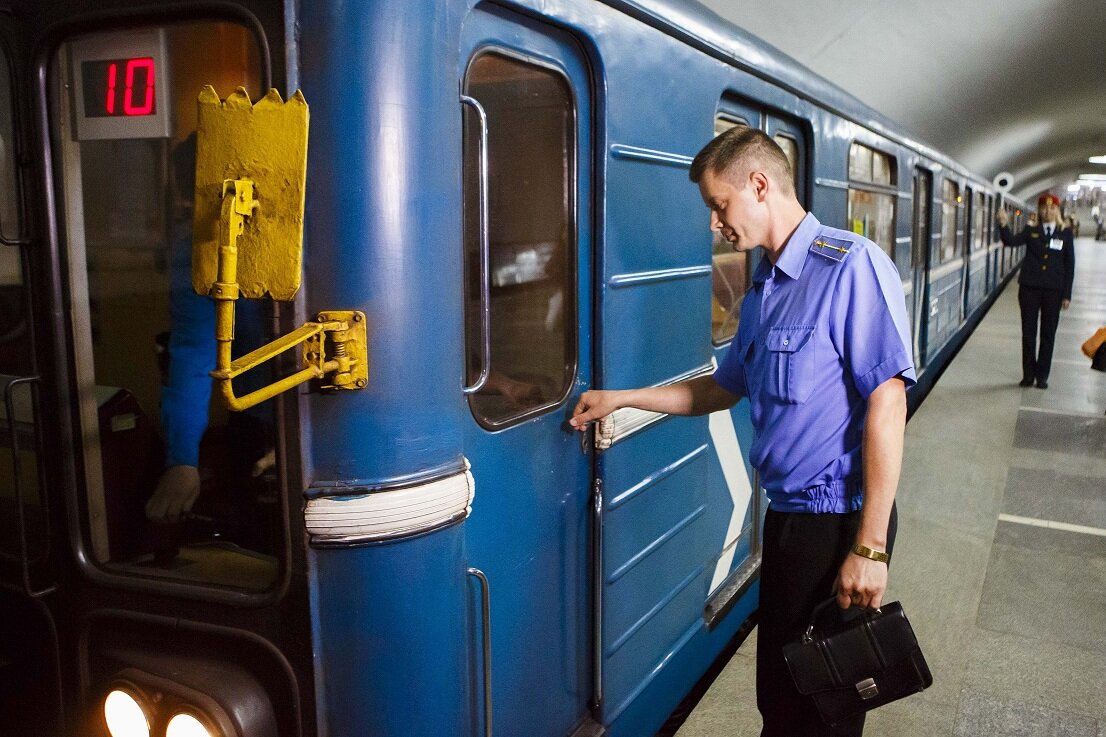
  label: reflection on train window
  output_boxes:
[463,52,576,427]
[941,179,959,262]
[847,143,896,257]
[711,116,751,344]
[51,23,279,592]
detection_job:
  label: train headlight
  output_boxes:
[166,712,219,737]
[103,687,151,737]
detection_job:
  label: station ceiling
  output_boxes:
[698,0,1106,201]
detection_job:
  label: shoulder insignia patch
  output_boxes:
[810,234,854,263]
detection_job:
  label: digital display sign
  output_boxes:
[81,58,157,117]
[70,29,170,140]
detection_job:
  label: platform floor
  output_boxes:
[675,238,1106,737]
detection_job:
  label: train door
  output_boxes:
[0,20,63,737]
[911,168,931,370]
[459,10,594,737]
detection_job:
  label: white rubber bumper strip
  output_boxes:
[305,462,475,544]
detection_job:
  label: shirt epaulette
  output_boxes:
[810,234,854,263]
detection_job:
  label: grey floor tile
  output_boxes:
[977,543,1106,655]
[963,629,1106,722]
[1013,409,1106,457]
[954,689,1100,737]
[1001,466,1106,530]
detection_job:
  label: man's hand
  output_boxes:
[1062,299,1071,311]
[833,553,888,610]
[570,390,626,430]
[995,207,1009,227]
[146,465,201,523]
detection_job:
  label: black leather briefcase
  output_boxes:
[782,599,933,725]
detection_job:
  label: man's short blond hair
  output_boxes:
[689,126,795,197]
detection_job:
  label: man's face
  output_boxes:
[699,168,766,252]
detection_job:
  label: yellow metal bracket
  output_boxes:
[194,87,367,411]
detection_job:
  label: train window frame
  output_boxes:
[40,14,293,603]
[846,142,897,258]
[461,46,580,431]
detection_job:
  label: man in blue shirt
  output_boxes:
[571,127,914,736]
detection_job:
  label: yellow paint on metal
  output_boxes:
[192,85,308,300]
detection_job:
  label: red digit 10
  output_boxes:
[123,58,155,115]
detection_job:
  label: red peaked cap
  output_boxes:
[1038,193,1061,207]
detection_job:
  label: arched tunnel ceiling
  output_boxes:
[697,0,1106,201]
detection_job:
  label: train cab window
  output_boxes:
[1,45,43,571]
[710,116,751,344]
[941,179,960,262]
[49,23,279,592]
[847,143,896,257]
[462,51,577,427]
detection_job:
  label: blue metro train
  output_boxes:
[0,1,1026,736]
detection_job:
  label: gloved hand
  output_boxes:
[146,464,201,523]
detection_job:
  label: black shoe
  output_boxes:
[1036,379,1048,389]
[1019,378,1034,387]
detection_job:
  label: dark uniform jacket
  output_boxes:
[998,223,1075,299]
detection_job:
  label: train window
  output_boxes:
[847,144,896,257]
[50,23,278,592]
[1,44,44,572]
[974,191,986,251]
[941,179,959,262]
[711,115,752,344]
[462,51,577,427]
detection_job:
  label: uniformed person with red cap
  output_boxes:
[995,193,1075,389]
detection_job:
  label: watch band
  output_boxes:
[851,543,890,564]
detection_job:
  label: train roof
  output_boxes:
[606,0,1003,193]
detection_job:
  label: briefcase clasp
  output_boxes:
[855,678,879,700]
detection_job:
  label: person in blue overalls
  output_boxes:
[995,194,1075,389]
[571,126,915,737]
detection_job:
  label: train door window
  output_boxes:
[974,191,986,251]
[49,23,280,592]
[941,179,959,262]
[847,143,896,257]
[773,134,799,193]
[911,169,930,272]
[710,115,751,344]
[462,51,577,427]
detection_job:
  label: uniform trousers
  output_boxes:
[1017,285,1063,383]
[757,505,897,737]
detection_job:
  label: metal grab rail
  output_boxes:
[4,375,55,598]
[467,566,492,737]
[460,95,491,395]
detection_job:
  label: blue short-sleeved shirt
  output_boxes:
[713,213,916,513]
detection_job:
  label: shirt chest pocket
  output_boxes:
[765,326,815,404]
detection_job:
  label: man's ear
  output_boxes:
[749,170,770,201]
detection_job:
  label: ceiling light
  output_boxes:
[1089,155,1106,164]
[1067,184,1082,192]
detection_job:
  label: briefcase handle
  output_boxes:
[802,597,881,644]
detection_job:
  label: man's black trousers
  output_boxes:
[1017,285,1064,383]
[756,506,897,737]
